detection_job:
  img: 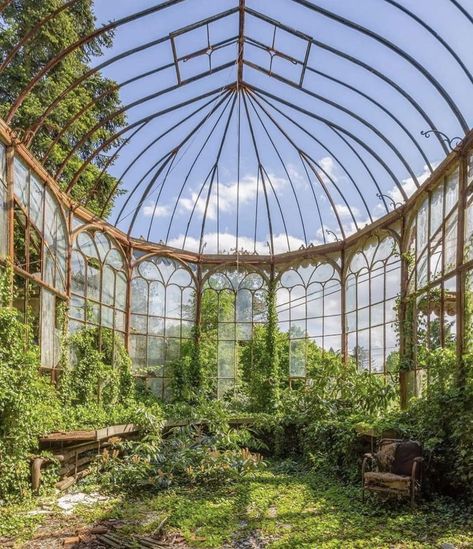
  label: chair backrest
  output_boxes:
[376,438,421,475]
[392,440,422,476]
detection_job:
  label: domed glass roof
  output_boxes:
[9,0,473,254]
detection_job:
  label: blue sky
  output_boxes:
[89,0,473,254]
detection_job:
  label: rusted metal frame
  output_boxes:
[165,93,237,245]
[450,0,473,25]
[98,88,232,218]
[250,89,388,218]
[340,248,348,364]
[170,35,182,86]
[302,153,347,241]
[244,36,305,70]
[409,201,459,278]
[246,33,433,173]
[115,90,233,230]
[101,90,229,217]
[440,180,447,349]
[40,59,177,163]
[5,0,189,124]
[125,244,133,354]
[0,0,82,75]
[456,151,467,383]
[384,0,473,86]
[305,65,433,173]
[252,85,408,201]
[78,121,148,209]
[58,61,235,185]
[13,264,67,300]
[125,92,235,237]
[245,93,308,244]
[289,0,469,133]
[299,41,311,87]
[245,93,308,245]
[241,91,275,254]
[66,84,232,199]
[24,7,240,144]
[247,89,366,230]
[173,35,237,65]
[245,5,449,155]
[5,146,14,283]
[197,94,238,254]
[237,0,246,85]
[245,60,419,195]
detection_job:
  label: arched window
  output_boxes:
[346,234,400,375]
[130,256,196,399]
[277,261,341,378]
[70,229,127,343]
[203,267,268,398]
[12,157,68,370]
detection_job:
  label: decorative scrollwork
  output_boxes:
[421,129,463,152]
[326,229,341,242]
[376,192,403,210]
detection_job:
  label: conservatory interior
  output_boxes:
[1,1,473,547]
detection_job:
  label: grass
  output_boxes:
[2,461,473,548]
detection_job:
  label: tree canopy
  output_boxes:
[0,0,125,216]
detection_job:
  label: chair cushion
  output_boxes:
[364,471,411,491]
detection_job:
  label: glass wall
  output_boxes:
[70,229,127,345]
[2,137,473,398]
[404,166,460,394]
[130,255,196,399]
[346,234,400,375]
[277,261,342,378]
[0,143,7,258]
[12,157,68,370]
[202,267,268,398]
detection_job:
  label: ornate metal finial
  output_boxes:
[376,192,402,210]
[326,229,340,242]
[421,129,463,152]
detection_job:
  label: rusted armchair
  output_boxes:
[362,439,423,507]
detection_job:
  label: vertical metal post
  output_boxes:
[5,144,14,303]
[340,247,348,363]
[399,214,409,409]
[456,151,467,386]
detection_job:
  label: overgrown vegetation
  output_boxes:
[0,0,125,215]
[0,266,163,501]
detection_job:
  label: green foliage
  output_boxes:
[375,347,473,497]
[0,0,126,216]
[60,326,133,407]
[0,268,63,500]
[90,409,265,495]
[0,269,163,501]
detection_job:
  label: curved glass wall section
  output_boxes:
[10,157,68,370]
[277,261,342,379]
[346,234,401,375]
[70,229,127,344]
[130,256,196,399]
[405,167,460,394]
[202,267,268,398]
[2,133,473,400]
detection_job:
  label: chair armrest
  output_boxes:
[363,453,375,459]
[413,456,424,462]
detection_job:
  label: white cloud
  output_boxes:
[388,162,439,205]
[167,231,307,254]
[178,173,287,221]
[142,203,170,217]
